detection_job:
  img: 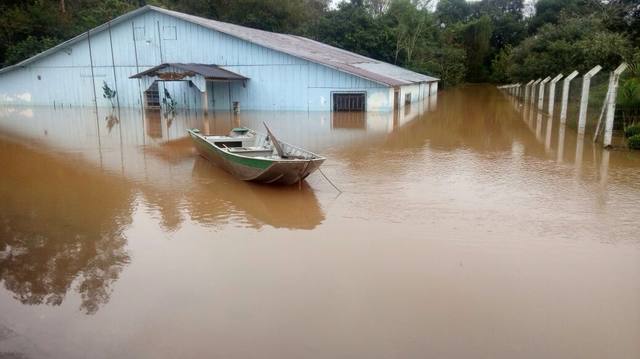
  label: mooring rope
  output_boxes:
[318,167,342,194]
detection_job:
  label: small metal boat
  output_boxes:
[187,125,325,185]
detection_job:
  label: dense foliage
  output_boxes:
[628,134,640,149]
[1,0,639,88]
[625,124,640,139]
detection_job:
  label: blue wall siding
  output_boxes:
[0,10,423,111]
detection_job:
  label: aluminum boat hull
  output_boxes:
[188,129,325,185]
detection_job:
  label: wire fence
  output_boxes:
[566,76,583,128]
[497,62,636,147]
[586,70,609,131]
[617,70,640,129]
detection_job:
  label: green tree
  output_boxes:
[505,16,632,82]
[490,45,513,83]
[436,0,470,26]
[460,15,493,82]
[384,0,435,65]
[528,0,601,33]
[4,36,58,66]
[311,1,396,63]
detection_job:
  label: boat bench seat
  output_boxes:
[228,147,273,154]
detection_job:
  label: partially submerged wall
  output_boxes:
[0,10,435,112]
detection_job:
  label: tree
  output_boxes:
[460,15,493,82]
[385,0,435,64]
[311,1,396,63]
[436,0,470,26]
[504,16,632,82]
[528,0,601,33]
[4,36,58,66]
[490,46,513,83]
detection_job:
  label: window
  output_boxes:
[163,26,177,40]
[332,93,365,112]
[145,83,160,108]
[405,93,411,105]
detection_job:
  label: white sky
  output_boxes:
[330,0,536,14]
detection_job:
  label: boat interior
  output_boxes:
[201,128,319,160]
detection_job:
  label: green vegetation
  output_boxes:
[628,134,640,150]
[162,88,177,115]
[0,0,639,88]
[625,124,640,139]
[102,81,117,108]
[624,119,640,150]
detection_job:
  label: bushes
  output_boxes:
[628,134,640,150]
[625,124,640,150]
[625,124,640,138]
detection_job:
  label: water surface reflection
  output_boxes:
[0,86,639,359]
[0,140,132,314]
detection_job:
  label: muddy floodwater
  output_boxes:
[1,85,639,359]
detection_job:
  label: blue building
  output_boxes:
[0,5,438,112]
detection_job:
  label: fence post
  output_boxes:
[531,78,542,106]
[578,65,602,134]
[604,63,628,147]
[548,73,563,116]
[524,80,534,103]
[560,70,579,124]
[538,77,551,110]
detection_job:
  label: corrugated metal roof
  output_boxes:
[0,5,439,86]
[151,6,438,86]
[130,63,247,80]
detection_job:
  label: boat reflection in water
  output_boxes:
[0,99,432,314]
[2,87,638,359]
[188,157,325,230]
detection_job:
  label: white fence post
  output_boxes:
[538,76,551,110]
[560,70,579,124]
[604,63,628,147]
[548,73,563,116]
[578,65,602,134]
[524,80,534,103]
[531,78,542,106]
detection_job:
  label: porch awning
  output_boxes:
[130,63,247,81]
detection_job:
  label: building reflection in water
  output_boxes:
[0,95,436,313]
[0,86,638,318]
[331,111,366,130]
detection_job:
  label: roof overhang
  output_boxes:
[130,63,247,81]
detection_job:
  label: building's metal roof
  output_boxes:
[151,6,438,87]
[0,5,439,86]
[130,63,247,80]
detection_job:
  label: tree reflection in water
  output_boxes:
[0,140,132,314]
[105,112,119,133]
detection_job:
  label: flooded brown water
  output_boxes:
[1,85,639,359]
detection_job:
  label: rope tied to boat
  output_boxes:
[318,167,342,194]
